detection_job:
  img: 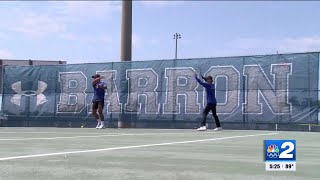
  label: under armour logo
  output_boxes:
[11,81,48,106]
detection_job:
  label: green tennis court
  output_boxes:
[0,128,319,180]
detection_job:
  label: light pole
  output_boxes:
[121,0,132,62]
[172,33,181,123]
[173,33,181,59]
[119,0,132,128]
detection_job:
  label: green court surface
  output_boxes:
[0,128,319,180]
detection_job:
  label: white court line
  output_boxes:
[0,129,189,134]
[0,132,119,134]
[0,132,278,161]
[0,132,191,141]
[0,129,273,134]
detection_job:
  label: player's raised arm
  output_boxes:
[195,73,209,87]
[92,75,106,86]
[92,74,102,85]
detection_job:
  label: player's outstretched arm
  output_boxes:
[195,73,206,86]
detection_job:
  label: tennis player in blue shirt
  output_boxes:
[92,74,107,129]
[195,73,222,131]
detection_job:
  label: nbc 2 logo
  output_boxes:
[265,140,296,161]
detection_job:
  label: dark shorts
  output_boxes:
[203,103,217,114]
[92,100,104,110]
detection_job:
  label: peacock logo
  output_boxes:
[267,144,279,158]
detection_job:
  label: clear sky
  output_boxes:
[0,1,319,64]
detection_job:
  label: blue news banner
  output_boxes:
[264,140,296,171]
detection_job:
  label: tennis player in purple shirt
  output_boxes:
[195,73,222,131]
[92,74,107,129]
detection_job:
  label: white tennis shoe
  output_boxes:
[213,127,222,131]
[197,126,207,131]
[97,123,105,129]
